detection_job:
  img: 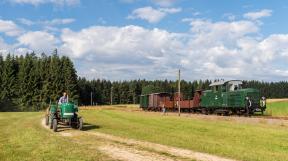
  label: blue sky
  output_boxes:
[1,0,288,81]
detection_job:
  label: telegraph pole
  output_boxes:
[90,92,93,106]
[178,69,181,116]
[110,86,113,105]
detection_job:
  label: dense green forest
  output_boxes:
[1,53,288,111]
[0,51,78,111]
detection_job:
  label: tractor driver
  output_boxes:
[58,92,68,105]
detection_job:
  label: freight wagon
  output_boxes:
[140,90,203,112]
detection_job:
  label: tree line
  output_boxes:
[1,52,288,111]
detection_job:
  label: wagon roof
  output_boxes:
[149,92,170,95]
[209,80,242,86]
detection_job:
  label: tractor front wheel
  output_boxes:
[49,117,53,129]
[53,119,57,132]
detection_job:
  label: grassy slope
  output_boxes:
[0,112,107,161]
[81,107,288,161]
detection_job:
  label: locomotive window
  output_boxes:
[234,84,242,90]
[213,85,220,92]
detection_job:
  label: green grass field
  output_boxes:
[81,107,288,161]
[265,101,288,116]
[0,112,108,161]
[1,101,288,161]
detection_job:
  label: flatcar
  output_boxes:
[139,80,266,116]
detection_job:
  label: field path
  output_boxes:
[41,118,237,161]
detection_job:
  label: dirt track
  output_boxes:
[41,118,237,161]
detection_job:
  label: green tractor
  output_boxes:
[45,102,83,132]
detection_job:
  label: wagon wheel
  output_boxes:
[45,115,49,126]
[201,108,208,115]
[53,119,58,132]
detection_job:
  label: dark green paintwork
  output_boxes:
[49,104,58,113]
[60,102,76,119]
[140,95,149,109]
[200,82,260,110]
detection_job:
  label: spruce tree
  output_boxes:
[1,54,17,100]
[62,56,79,102]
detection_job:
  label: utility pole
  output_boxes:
[110,86,113,105]
[90,92,93,106]
[178,69,181,116]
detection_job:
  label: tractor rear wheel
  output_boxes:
[45,115,49,126]
[53,119,57,132]
[78,118,83,130]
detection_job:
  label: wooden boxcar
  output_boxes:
[148,93,170,111]
[141,90,203,112]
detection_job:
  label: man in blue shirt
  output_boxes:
[58,92,68,105]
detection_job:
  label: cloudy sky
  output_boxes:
[1,0,288,81]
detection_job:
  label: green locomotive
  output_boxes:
[200,80,266,115]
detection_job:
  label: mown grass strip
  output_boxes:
[81,107,288,161]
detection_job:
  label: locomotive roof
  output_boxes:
[209,80,242,86]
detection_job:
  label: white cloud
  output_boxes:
[189,19,259,38]
[159,7,181,14]
[127,6,181,23]
[58,19,288,81]
[243,9,272,20]
[18,18,75,26]
[0,19,23,36]
[42,18,75,25]
[9,0,80,6]
[60,25,182,59]
[17,31,59,53]
[152,0,176,7]
[0,37,12,55]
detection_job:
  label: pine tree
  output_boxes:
[47,52,63,103]
[62,56,79,102]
